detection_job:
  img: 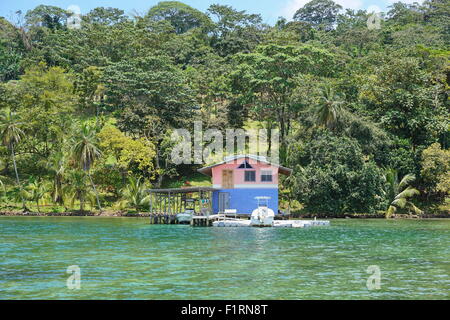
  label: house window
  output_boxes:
[238,160,253,169]
[244,171,256,182]
[261,170,272,182]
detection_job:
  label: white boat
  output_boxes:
[176,209,194,224]
[211,197,331,228]
[213,219,251,227]
[212,219,330,228]
[250,196,275,227]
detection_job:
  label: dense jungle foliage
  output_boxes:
[0,1,448,216]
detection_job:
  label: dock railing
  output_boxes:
[224,209,237,220]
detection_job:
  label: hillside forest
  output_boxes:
[0,0,448,216]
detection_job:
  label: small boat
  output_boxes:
[250,196,275,227]
[213,219,251,227]
[176,209,194,224]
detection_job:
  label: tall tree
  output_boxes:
[232,44,339,150]
[145,1,213,34]
[45,151,66,206]
[71,123,102,211]
[82,7,129,25]
[24,176,47,212]
[5,63,76,159]
[0,108,27,210]
[293,0,343,31]
[64,170,95,212]
[359,54,449,149]
[314,85,345,130]
[104,56,196,133]
[420,143,449,200]
[207,4,266,56]
[287,133,386,214]
[25,5,69,31]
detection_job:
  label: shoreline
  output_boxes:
[0,211,448,219]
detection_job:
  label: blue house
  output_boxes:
[198,155,292,214]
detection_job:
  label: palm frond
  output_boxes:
[399,173,416,191]
[395,186,420,200]
[385,171,422,217]
[386,205,396,218]
[406,202,423,215]
[392,197,407,208]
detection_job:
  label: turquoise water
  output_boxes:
[0,217,449,299]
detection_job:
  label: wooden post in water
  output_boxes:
[149,192,153,215]
[174,193,177,214]
[163,194,167,216]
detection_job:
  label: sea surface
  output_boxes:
[0,217,449,299]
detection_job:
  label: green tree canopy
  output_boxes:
[288,133,386,214]
[145,1,213,34]
[103,56,196,134]
[293,0,343,31]
[83,7,129,25]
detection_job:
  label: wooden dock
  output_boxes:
[148,212,236,226]
[191,214,222,227]
[149,214,179,224]
[147,187,218,225]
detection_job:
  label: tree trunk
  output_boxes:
[266,120,272,156]
[80,194,84,212]
[88,171,102,211]
[11,144,27,211]
[54,175,64,205]
[154,145,164,188]
[279,105,286,147]
[156,174,164,188]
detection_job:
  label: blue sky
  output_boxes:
[0,0,421,25]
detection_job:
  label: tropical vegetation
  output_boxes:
[0,1,448,217]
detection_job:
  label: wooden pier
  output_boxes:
[147,187,218,225]
[149,214,179,224]
[191,214,222,227]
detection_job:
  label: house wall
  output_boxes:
[210,157,282,214]
[211,158,279,188]
[213,188,279,215]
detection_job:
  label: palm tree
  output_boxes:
[45,152,66,206]
[314,86,345,130]
[385,170,422,218]
[25,177,48,213]
[0,177,5,200]
[0,108,27,211]
[63,170,95,212]
[71,123,102,211]
[122,176,150,211]
[0,159,6,198]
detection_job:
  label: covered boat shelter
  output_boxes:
[147,187,217,216]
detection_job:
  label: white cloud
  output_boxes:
[279,0,309,19]
[385,0,424,4]
[337,0,364,10]
[367,5,382,13]
[280,0,364,20]
[67,4,81,15]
